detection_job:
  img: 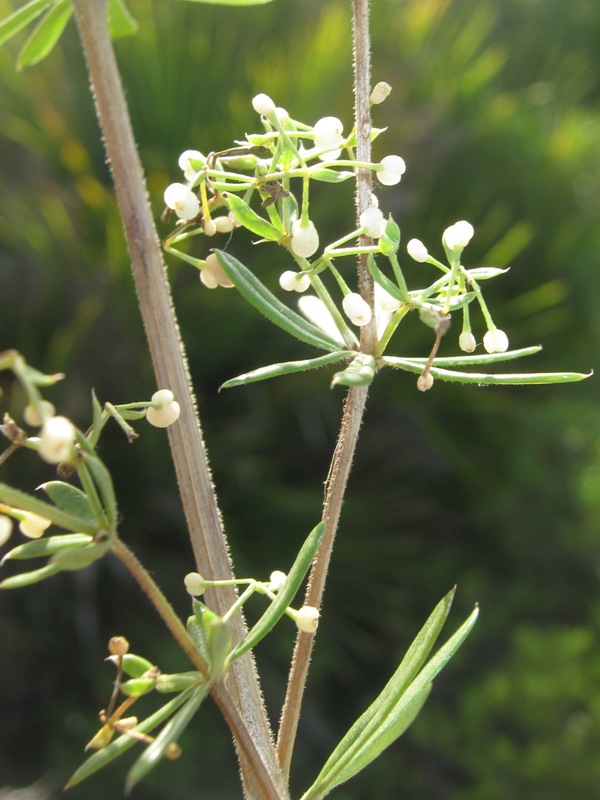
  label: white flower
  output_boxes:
[178,150,205,181]
[377,287,401,313]
[359,206,386,238]
[291,219,320,258]
[19,511,51,540]
[295,605,320,633]
[23,400,55,427]
[252,93,276,116]
[297,296,346,346]
[146,390,181,428]
[483,328,509,354]
[376,155,406,186]
[275,107,289,125]
[184,572,206,596]
[407,238,428,263]
[38,416,75,464]
[370,81,392,105]
[200,253,234,289]
[313,116,344,151]
[279,270,310,293]
[203,218,217,237]
[164,183,200,221]
[342,292,372,326]
[443,220,474,251]
[417,373,434,392]
[459,331,477,353]
[0,514,13,547]
[268,571,287,592]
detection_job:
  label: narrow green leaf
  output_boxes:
[155,672,202,693]
[215,251,342,352]
[1,533,92,562]
[76,432,118,530]
[65,688,195,789]
[40,481,95,525]
[107,0,138,38]
[385,346,542,368]
[107,653,154,678]
[51,540,111,570]
[0,562,61,589]
[308,168,355,183]
[186,614,210,666]
[0,482,97,534]
[331,353,376,387]
[466,266,509,280]
[126,684,208,792]
[382,357,591,385]
[307,589,455,796]
[228,522,325,663]
[120,676,158,697]
[220,351,355,389]
[226,193,282,240]
[17,0,72,69]
[0,0,50,48]
[305,603,478,799]
[367,256,403,301]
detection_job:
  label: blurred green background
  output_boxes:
[1,0,599,798]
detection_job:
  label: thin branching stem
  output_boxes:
[276,0,374,782]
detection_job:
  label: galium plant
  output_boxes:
[0,0,590,798]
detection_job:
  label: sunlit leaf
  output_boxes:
[331,353,376,387]
[1,533,93,562]
[228,522,324,662]
[107,0,138,38]
[17,0,72,69]
[220,351,355,389]
[0,562,61,589]
[226,193,282,240]
[0,0,50,48]
[0,482,97,534]
[125,684,208,792]
[215,250,343,352]
[40,481,95,525]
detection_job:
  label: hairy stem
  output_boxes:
[276,0,374,781]
[70,1,285,796]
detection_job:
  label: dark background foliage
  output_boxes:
[1,0,599,798]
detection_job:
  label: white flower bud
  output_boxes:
[19,511,51,539]
[378,288,402,313]
[200,253,234,289]
[268,571,287,592]
[178,150,205,181]
[313,116,344,151]
[214,215,234,234]
[0,514,13,547]
[483,328,509,354]
[279,270,310,293]
[164,183,201,221]
[23,400,56,427]
[342,292,372,326]
[252,93,276,116]
[370,81,392,105]
[407,238,428,263]
[146,390,181,428]
[376,155,406,186]
[417,373,434,392]
[275,107,289,125]
[184,572,206,596]
[38,416,76,464]
[443,220,474,251]
[203,218,217,237]
[291,219,319,258]
[459,331,477,353]
[295,605,320,633]
[359,206,386,238]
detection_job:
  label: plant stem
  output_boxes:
[70,1,285,796]
[276,0,374,781]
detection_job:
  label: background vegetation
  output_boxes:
[1,0,599,798]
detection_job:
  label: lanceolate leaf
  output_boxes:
[382,356,591,386]
[228,522,325,662]
[303,600,478,800]
[125,684,208,792]
[1,533,93,562]
[17,0,72,69]
[220,351,355,389]
[40,481,95,525]
[107,0,138,38]
[215,250,342,352]
[226,193,282,240]
[65,688,196,788]
[0,0,50,47]
[0,482,97,534]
